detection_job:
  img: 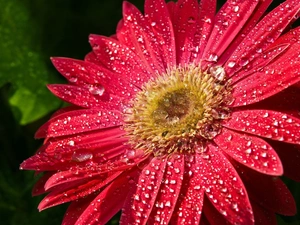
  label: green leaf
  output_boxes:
[0,0,62,125]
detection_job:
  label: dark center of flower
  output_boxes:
[152,89,192,125]
[124,65,233,156]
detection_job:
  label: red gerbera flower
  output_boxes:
[21,0,300,224]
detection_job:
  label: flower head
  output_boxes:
[21,0,300,224]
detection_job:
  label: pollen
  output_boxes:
[124,65,233,156]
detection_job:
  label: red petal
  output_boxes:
[247,85,300,119]
[21,137,126,171]
[223,110,300,144]
[51,57,137,98]
[202,198,231,225]
[230,43,289,84]
[41,127,124,154]
[199,144,254,225]
[202,0,259,62]
[44,169,104,191]
[172,0,198,64]
[62,192,98,225]
[48,84,124,110]
[231,27,300,83]
[32,172,54,196]
[74,169,139,225]
[218,0,273,65]
[118,1,165,74]
[191,0,216,63]
[251,201,277,225]
[170,154,204,224]
[270,140,300,181]
[225,0,300,76]
[148,154,184,224]
[38,172,121,211]
[84,51,102,65]
[120,157,166,225]
[144,0,176,67]
[89,35,153,87]
[232,42,300,106]
[235,163,296,215]
[215,128,283,175]
[35,109,122,138]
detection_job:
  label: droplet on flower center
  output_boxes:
[124,65,233,156]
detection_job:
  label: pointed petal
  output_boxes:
[38,172,121,211]
[172,0,198,64]
[230,43,290,84]
[42,128,124,156]
[62,192,98,225]
[223,110,300,144]
[251,201,277,225]
[218,0,273,65]
[232,41,300,106]
[214,128,283,175]
[144,0,176,67]
[270,140,300,181]
[191,0,216,63]
[235,164,296,215]
[84,51,102,65]
[89,35,152,87]
[202,0,260,62]
[225,0,300,76]
[51,57,137,98]
[32,172,54,196]
[230,26,300,83]
[202,198,231,225]
[148,154,184,224]
[74,169,139,225]
[44,169,103,191]
[35,109,122,138]
[248,85,300,119]
[170,154,204,224]
[120,157,166,225]
[200,145,254,225]
[47,84,124,110]
[118,1,165,74]
[21,136,126,171]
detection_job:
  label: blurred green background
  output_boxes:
[0,0,299,224]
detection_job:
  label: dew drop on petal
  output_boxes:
[71,151,93,162]
[89,84,105,96]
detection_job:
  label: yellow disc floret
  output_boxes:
[124,65,232,156]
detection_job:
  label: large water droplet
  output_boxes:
[72,151,93,162]
[89,84,105,96]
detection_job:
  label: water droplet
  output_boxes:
[69,77,78,83]
[174,168,181,174]
[261,152,267,158]
[89,85,105,96]
[187,16,196,24]
[72,151,93,162]
[263,112,269,118]
[233,6,239,12]
[209,66,226,81]
[227,61,236,68]
[239,58,249,67]
[245,148,252,154]
[194,185,201,190]
[68,140,75,146]
[165,201,171,207]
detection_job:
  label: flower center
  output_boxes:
[124,65,233,156]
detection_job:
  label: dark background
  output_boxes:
[0,0,299,224]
